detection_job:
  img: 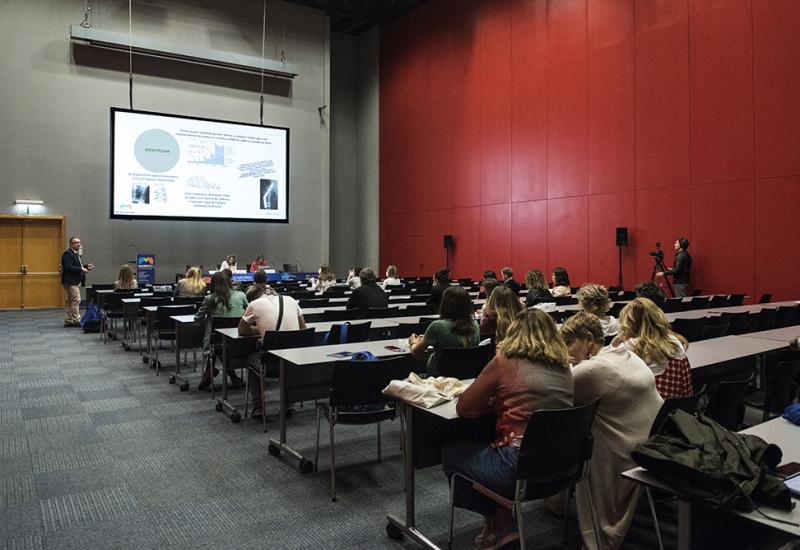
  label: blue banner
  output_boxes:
[137,254,156,285]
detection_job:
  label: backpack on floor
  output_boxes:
[80,303,101,333]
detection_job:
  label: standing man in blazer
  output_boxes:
[61,236,93,327]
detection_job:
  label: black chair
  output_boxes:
[136,297,171,352]
[773,305,798,328]
[314,356,415,501]
[704,372,755,430]
[662,298,684,314]
[699,318,730,340]
[436,344,495,379]
[245,328,316,430]
[670,317,708,342]
[324,321,371,345]
[447,400,603,550]
[403,304,435,316]
[650,388,706,436]
[390,287,412,295]
[172,296,205,307]
[554,296,577,306]
[726,312,750,335]
[708,295,729,308]
[321,308,359,321]
[728,293,745,307]
[620,290,637,301]
[101,291,136,343]
[758,293,773,304]
[608,302,626,318]
[299,298,330,308]
[756,308,778,331]
[204,316,242,398]
[152,305,195,375]
[394,321,432,339]
[365,307,400,319]
[688,296,710,310]
[691,289,703,296]
[746,350,800,422]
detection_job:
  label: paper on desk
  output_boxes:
[531,302,557,312]
[383,372,467,409]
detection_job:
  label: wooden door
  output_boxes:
[0,216,65,309]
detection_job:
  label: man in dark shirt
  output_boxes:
[60,236,93,327]
[346,268,388,316]
[657,237,692,298]
[501,266,522,294]
[426,268,451,312]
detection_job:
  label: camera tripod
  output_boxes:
[651,256,674,298]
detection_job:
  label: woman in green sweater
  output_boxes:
[195,272,248,390]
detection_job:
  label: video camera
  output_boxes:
[648,242,664,260]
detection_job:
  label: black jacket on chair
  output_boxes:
[346,284,389,315]
[61,249,84,286]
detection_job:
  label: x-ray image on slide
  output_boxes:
[260,179,278,210]
[132,184,150,204]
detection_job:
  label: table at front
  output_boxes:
[685,335,789,369]
[740,326,800,343]
[170,314,203,391]
[623,418,800,550]
[267,339,413,472]
[213,327,259,423]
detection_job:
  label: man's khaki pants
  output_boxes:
[63,284,81,324]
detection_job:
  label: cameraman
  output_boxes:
[657,237,692,297]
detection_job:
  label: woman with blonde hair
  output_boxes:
[442,309,573,549]
[524,269,551,304]
[614,298,692,398]
[561,312,662,550]
[480,285,524,342]
[309,264,336,293]
[381,265,402,289]
[174,267,206,298]
[577,283,619,336]
[113,264,138,290]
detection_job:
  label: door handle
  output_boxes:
[20,265,28,275]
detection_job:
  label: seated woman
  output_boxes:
[560,312,663,550]
[614,298,692,399]
[195,272,248,391]
[524,269,551,305]
[174,267,206,298]
[478,278,500,317]
[550,266,571,297]
[113,264,138,290]
[480,285,524,342]
[425,268,451,313]
[309,264,336,293]
[442,309,573,549]
[577,283,619,336]
[220,255,237,272]
[345,266,362,289]
[380,265,402,290]
[409,286,480,375]
[249,254,268,273]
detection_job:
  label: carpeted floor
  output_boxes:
[0,308,677,549]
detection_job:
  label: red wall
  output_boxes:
[379,0,800,300]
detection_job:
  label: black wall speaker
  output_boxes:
[443,234,454,249]
[616,227,629,247]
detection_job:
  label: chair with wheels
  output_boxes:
[314,355,414,501]
[447,400,603,550]
[436,344,495,379]
[670,317,708,343]
[245,328,316,431]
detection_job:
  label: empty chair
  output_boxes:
[389,287,412,295]
[314,356,415,501]
[773,305,798,328]
[554,296,577,306]
[688,296,711,310]
[691,289,703,296]
[321,308,359,321]
[746,350,800,422]
[758,293,773,304]
[708,295,729,308]
[152,305,196,374]
[650,388,706,436]
[661,298,684,314]
[447,401,603,550]
[101,291,136,343]
[299,298,330,308]
[365,306,400,319]
[699,317,730,340]
[704,372,755,430]
[670,317,708,343]
[726,312,750,335]
[620,290,637,301]
[324,321,371,345]
[403,304,434,316]
[436,344,495,380]
[757,308,778,331]
[728,293,745,307]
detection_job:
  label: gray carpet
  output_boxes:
[0,309,676,549]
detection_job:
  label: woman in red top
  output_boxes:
[442,309,573,550]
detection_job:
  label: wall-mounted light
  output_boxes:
[14,199,44,215]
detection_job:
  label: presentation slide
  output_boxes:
[111,108,289,222]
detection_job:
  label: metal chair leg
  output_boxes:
[562,487,571,545]
[645,487,665,550]
[585,469,604,550]
[259,366,267,433]
[447,475,457,549]
[314,405,322,472]
[376,422,382,462]
[329,414,336,502]
[243,367,250,418]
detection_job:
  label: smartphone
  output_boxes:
[775,461,800,479]
[385,345,403,352]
